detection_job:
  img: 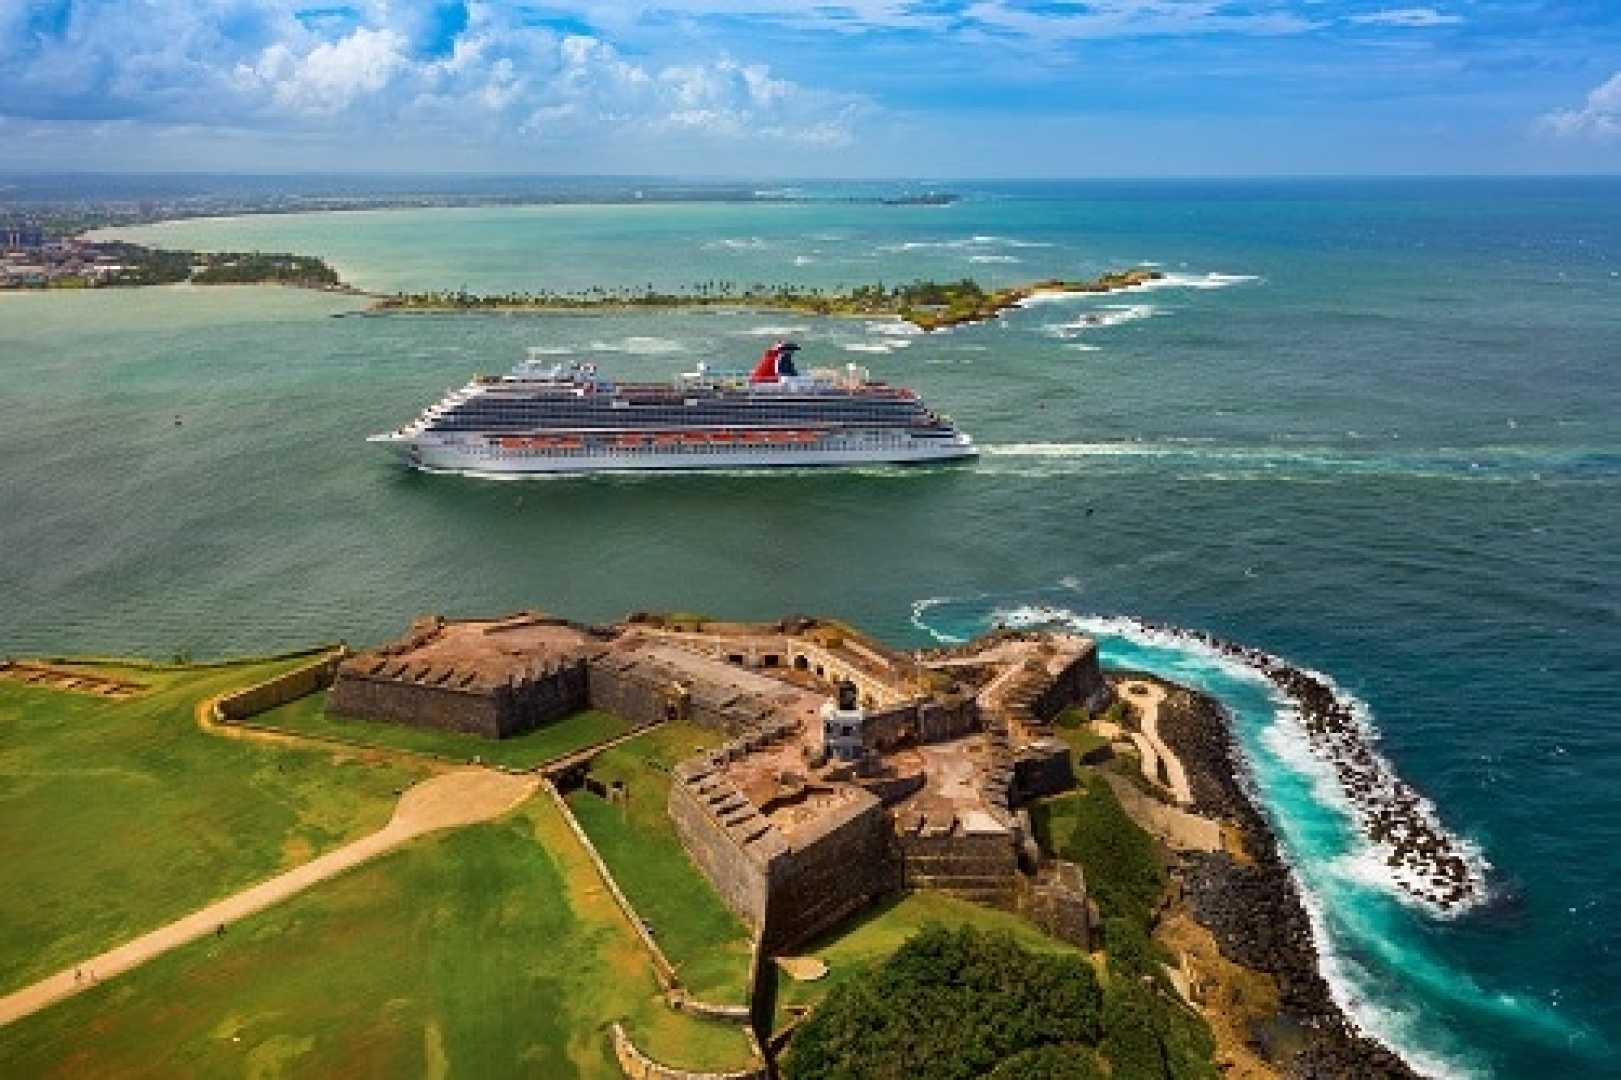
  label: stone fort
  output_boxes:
[330,610,1114,951]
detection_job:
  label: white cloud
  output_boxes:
[0,3,863,151]
[240,28,409,115]
[1346,8,1463,28]
[1539,72,1621,142]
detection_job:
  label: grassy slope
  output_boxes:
[772,891,1083,1027]
[1028,771,1166,930]
[564,724,754,1005]
[253,690,636,769]
[0,660,425,993]
[0,796,756,1077]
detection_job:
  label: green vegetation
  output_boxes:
[252,689,637,768]
[190,251,340,286]
[565,724,753,1004]
[1100,978,1220,1080]
[782,918,1217,1080]
[0,241,343,290]
[987,1045,1105,1080]
[0,659,424,993]
[1055,709,1113,761]
[782,924,1103,1080]
[773,890,1081,1025]
[1031,771,1167,931]
[378,268,1165,332]
[0,796,758,1078]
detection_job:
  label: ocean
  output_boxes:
[5,177,1619,1075]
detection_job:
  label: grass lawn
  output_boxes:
[564,724,754,1005]
[1029,772,1166,931]
[253,690,638,769]
[0,795,759,1078]
[0,658,426,994]
[771,890,1083,1029]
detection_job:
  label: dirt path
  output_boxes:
[1121,679,1193,806]
[0,769,537,1028]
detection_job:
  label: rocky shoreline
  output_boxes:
[1132,620,1482,914]
[1154,684,1423,1078]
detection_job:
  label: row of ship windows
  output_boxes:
[477,437,918,456]
[445,414,928,428]
[453,402,923,417]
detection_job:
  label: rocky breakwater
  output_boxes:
[1135,620,1484,915]
[1157,685,1421,1079]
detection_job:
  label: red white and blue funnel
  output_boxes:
[749,341,801,383]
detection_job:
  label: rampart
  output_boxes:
[668,722,901,953]
[326,614,597,738]
[609,1023,766,1080]
[216,651,346,722]
[760,792,897,950]
[894,822,1021,906]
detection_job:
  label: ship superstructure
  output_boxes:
[369,342,977,474]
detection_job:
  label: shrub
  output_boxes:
[987,1045,1105,1080]
[1055,775,1166,929]
[782,924,1103,1080]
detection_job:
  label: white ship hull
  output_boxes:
[380,432,977,475]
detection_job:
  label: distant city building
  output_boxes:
[2,226,45,250]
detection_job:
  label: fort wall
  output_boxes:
[609,1023,766,1080]
[667,760,776,929]
[328,659,587,738]
[894,826,1021,906]
[216,651,345,722]
[1032,642,1111,721]
[760,794,897,951]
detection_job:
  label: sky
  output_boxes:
[1,0,1618,176]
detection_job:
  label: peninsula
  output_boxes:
[0,608,1422,1079]
[372,268,1166,332]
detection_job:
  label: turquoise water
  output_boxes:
[9,178,1621,1075]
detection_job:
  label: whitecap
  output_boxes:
[877,234,1052,253]
[841,342,893,354]
[793,255,815,266]
[1044,304,1158,337]
[968,254,1021,264]
[735,325,810,337]
[703,236,768,251]
[588,336,687,355]
[864,320,924,337]
[1121,271,1261,292]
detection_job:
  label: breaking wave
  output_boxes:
[1044,303,1158,338]
[735,324,810,337]
[703,236,768,251]
[878,234,1053,253]
[587,336,688,355]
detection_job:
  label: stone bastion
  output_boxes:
[330,611,1111,952]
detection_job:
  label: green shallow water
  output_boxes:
[7,179,1621,1076]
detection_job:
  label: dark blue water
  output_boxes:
[3,177,1619,1075]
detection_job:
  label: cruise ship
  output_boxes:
[369,342,978,475]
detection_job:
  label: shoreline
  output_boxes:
[1134,620,1483,914]
[1152,679,1423,1078]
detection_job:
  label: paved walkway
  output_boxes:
[1121,680,1193,806]
[0,769,537,1028]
